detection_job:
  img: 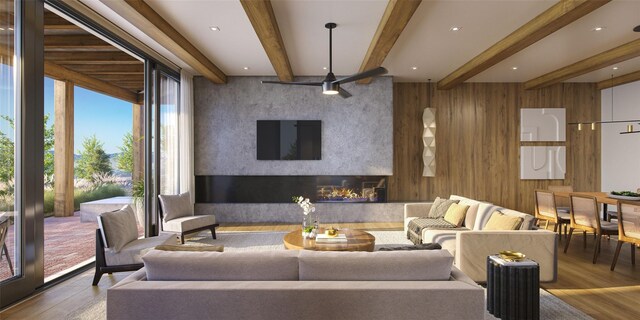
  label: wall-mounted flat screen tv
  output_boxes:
[257,120,321,160]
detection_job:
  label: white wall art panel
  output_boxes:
[520,146,566,180]
[422,108,435,177]
[520,108,566,142]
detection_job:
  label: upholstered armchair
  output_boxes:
[158,192,218,244]
[93,205,176,285]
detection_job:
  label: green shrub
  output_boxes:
[44,189,55,216]
[73,184,125,210]
[43,184,125,215]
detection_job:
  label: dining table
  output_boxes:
[553,191,640,221]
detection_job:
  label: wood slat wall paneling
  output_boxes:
[388,82,600,213]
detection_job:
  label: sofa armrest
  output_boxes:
[404,203,432,232]
[455,230,557,283]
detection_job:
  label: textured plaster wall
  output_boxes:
[194,76,393,175]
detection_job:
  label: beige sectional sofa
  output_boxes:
[108,249,485,320]
[405,195,558,283]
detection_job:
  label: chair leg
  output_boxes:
[92,268,104,286]
[2,243,13,276]
[583,231,587,249]
[611,241,624,271]
[593,233,602,264]
[553,223,558,233]
[210,226,217,240]
[180,233,185,244]
[632,244,636,265]
[544,220,550,230]
[564,228,574,253]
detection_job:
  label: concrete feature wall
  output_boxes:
[601,82,640,192]
[194,76,393,175]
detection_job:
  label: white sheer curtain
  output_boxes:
[179,70,195,203]
[159,74,179,195]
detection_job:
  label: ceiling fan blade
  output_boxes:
[333,67,388,84]
[261,80,323,87]
[338,88,352,98]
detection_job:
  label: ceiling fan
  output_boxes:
[261,22,388,98]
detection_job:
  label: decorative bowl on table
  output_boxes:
[325,227,339,237]
[499,250,526,262]
[608,191,640,201]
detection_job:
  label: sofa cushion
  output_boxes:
[298,250,453,281]
[428,197,460,218]
[444,203,469,227]
[162,214,216,233]
[483,211,523,230]
[473,204,500,230]
[449,195,483,229]
[498,209,536,230]
[142,250,300,281]
[155,244,224,252]
[378,243,442,251]
[158,192,193,222]
[98,205,139,253]
[105,232,176,266]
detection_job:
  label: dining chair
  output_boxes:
[606,188,640,222]
[0,215,14,276]
[610,201,640,271]
[534,189,570,241]
[548,185,573,213]
[564,194,618,264]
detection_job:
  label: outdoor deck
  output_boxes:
[1,212,99,282]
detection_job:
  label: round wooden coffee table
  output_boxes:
[283,228,375,252]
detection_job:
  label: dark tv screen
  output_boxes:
[257,120,321,160]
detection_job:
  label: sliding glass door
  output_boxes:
[0,0,45,307]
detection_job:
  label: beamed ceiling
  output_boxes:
[43,10,143,104]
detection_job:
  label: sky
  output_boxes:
[44,77,133,154]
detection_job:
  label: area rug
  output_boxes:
[66,230,592,320]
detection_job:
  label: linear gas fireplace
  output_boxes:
[195,176,387,204]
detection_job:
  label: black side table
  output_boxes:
[487,255,540,320]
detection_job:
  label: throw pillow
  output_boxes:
[443,203,469,227]
[484,211,524,230]
[428,197,460,218]
[155,244,224,252]
[98,205,138,253]
[158,192,193,221]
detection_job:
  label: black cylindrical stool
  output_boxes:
[487,255,540,320]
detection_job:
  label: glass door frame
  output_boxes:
[0,0,45,308]
[145,62,180,237]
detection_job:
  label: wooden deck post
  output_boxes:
[54,80,74,217]
[132,103,144,182]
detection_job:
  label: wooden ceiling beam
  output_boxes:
[61,64,144,75]
[44,11,80,30]
[45,61,140,103]
[240,0,293,82]
[438,0,611,90]
[100,0,226,84]
[45,51,140,64]
[91,74,144,81]
[44,35,114,49]
[356,0,422,84]
[597,70,640,90]
[525,38,640,90]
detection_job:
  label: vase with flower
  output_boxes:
[293,196,318,239]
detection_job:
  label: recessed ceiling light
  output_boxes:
[243,67,249,70]
[322,67,327,70]
[411,66,418,70]
[592,26,605,31]
[7,27,13,31]
[210,26,220,31]
[450,26,461,32]
[0,28,4,31]
[512,66,518,70]
[612,66,619,70]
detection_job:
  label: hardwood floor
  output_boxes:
[1,222,639,320]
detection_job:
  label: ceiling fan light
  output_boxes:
[322,81,340,95]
